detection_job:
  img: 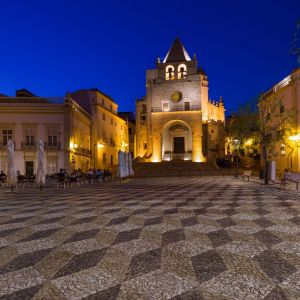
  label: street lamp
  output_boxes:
[233,138,240,178]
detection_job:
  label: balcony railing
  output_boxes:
[21,142,36,151]
[0,141,61,151]
[75,147,92,156]
[0,142,8,151]
[151,105,201,112]
[44,142,60,151]
[0,97,65,104]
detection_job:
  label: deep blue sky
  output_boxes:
[0,0,299,114]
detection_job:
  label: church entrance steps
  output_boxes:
[133,162,234,178]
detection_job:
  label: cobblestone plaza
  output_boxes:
[0,177,299,299]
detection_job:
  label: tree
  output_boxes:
[229,95,295,185]
[227,104,259,149]
[258,94,296,184]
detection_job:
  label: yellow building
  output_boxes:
[0,88,128,175]
[0,89,92,175]
[136,38,225,162]
[71,89,129,169]
[259,67,300,174]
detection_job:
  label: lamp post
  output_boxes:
[233,138,240,178]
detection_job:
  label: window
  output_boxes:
[165,65,175,80]
[142,105,147,114]
[48,160,57,174]
[103,113,106,121]
[2,129,13,145]
[103,153,107,165]
[102,99,105,106]
[162,102,169,111]
[184,102,190,111]
[110,155,113,166]
[102,130,106,139]
[48,128,58,146]
[144,142,147,149]
[110,104,112,111]
[178,64,187,79]
[141,115,146,121]
[25,129,35,145]
[280,103,285,113]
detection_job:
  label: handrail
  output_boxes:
[0,97,65,104]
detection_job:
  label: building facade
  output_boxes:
[0,90,92,175]
[118,112,136,158]
[136,38,225,162]
[0,88,128,175]
[71,89,129,170]
[259,67,300,175]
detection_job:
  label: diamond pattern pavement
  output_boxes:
[0,177,299,299]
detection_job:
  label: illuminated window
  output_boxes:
[165,65,175,80]
[162,102,169,111]
[178,64,187,79]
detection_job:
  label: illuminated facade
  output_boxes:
[136,38,225,162]
[71,89,129,169]
[259,67,300,174]
[0,88,128,175]
[0,90,92,175]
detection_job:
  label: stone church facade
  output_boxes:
[136,38,225,162]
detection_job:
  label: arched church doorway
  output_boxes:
[161,120,193,161]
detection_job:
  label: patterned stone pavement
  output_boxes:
[0,177,299,300]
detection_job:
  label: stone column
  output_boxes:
[63,92,73,171]
[295,73,300,172]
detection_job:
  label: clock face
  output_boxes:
[171,91,182,102]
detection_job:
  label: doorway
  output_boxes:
[25,161,34,176]
[173,137,185,153]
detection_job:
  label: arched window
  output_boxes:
[165,65,175,80]
[178,64,187,79]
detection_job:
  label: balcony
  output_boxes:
[151,105,201,113]
[0,96,65,104]
[44,142,60,151]
[21,142,36,151]
[75,147,92,156]
[0,142,8,151]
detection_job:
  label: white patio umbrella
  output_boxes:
[117,150,124,178]
[7,139,16,190]
[124,151,129,178]
[36,140,46,187]
[128,152,134,177]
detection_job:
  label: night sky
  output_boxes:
[0,0,299,114]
